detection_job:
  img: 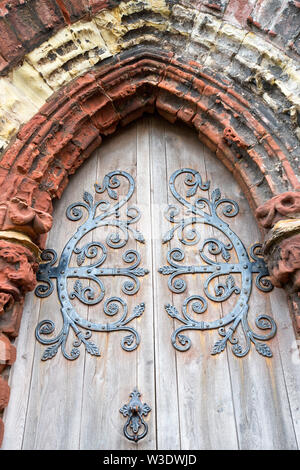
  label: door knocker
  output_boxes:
[120,389,151,442]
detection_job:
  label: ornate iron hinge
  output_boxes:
[35,171,149,361]
[159,168,277,358]
[120,389,151,442]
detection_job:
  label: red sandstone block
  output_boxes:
[39,91,70,118]
[243,112,268,139]
[121,102,155,127]
[68,134,102,175]
[0,52,8,74]
[248,148,266,174]
[177,104,197,125]
[0,17,24,62]
[30,154,61,181]
[71,122,100,151]
[165,64,193,85]
[0,2,9,16]
[31,185,52,213]
[100,122,119,136]
[94,60,121,82]
[105,82,137,101]
[55,141,81,170]
[224,0,257,27]
[264,174,277,195]
[0,168,9,187]
[0,172,25,204]
[47,105,89,145]
[55,0,87,23]
[37,131,70,165]
[226,87,250,108]
[50,97,82,123]
[17,114,47,143]
[156,91,183,119]
[80,92,111,116]
[91,101,119,132]
[192,112,205,131]
[115,92,155,119]
[0,377,9,410]
[80,134,102,158]
[66,73,97,99]
[208,108,232,131]
[31,119,60,146]
[157,108,177,124]
[43,166,68,196]
[282,160,300,190]
[200,121,223,148]
[6,3,48,50]
[192,77,206,95]
[33,0,65,32]
[0,333,16,371]
[16,143,39,174]
[0,138,24,171]
[202,84,219,100]
[87,0,109,15]
[261,134,286,160]
[217,91,247,117]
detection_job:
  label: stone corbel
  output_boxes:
[0,231,40,446]
[0,197,53,248]
[256,191,300,335]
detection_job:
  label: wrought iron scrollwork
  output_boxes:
[159,168,277,358]
[35,171,149,361]
[120,389,151,442]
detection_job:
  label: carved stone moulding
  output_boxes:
[256,191,300,335]
[0,233,40,446]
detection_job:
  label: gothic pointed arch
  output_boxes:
[0,0,299,446]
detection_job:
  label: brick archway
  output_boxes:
[0,47,300,446]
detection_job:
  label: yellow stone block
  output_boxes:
[0,77,37,123]
[70,19,108,53]
[149,0,170,16]
[192,12,222,45]
[11,60,52,108]
[219,22,247,43]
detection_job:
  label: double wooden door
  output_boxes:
[3,116,300,450]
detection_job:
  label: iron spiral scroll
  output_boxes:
[159,168,277,358]
[35,171,149,361]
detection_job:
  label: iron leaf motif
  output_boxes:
[35,171,148,361]
[159,168,277,358]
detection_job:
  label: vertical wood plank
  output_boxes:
[270,288,300,448]
[22,155,97,449]
[3,115,299,450]
[79,122,140,450]
[150,117,181,450]
[205,144,298,450]
[2,294,41,449]
[163,118,239,450]
[135,117,156,450]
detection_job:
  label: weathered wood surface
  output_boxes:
[3,115,300,450]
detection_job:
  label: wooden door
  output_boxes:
[2,116,300,450]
